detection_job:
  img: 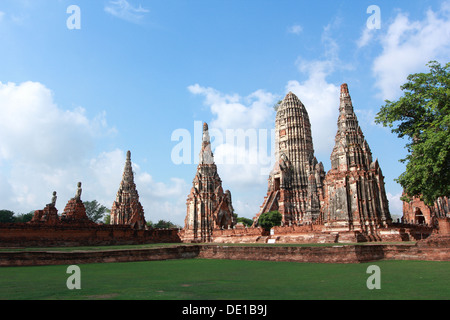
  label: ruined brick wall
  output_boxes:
[438,218,450,235]
[0,223,181,247]
[403,196,449,226]
[2,242,448,267]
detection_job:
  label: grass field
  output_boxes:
[0,259,448,300]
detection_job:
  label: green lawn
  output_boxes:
[0,259,448,300]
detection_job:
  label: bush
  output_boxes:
[258,211,282,231]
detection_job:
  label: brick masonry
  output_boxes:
[1,239,448,267]
[0,223,181,248]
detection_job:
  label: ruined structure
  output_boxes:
[60,182,95,225]
[322,84,391,235]
[30,191,60,225]
[403,195,449,226]
[254,92,325,226]
[183,123,236,242]
[252,84,393,241]
[110,151,147,230]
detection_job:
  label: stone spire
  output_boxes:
[322,84,391,233]
[330,83,372,171]
[199,122,214,164]
[254,92,325,226]
[184,122,235,242]
[110,150,147,230]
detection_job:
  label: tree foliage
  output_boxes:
[0,210,16,223]
[84,200,108,223]
[258,210,282,231]
[149,220,180,229]
[236,216,253,227]
[14,212,34,223]
[375,61,450,205]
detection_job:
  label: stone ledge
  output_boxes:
[1,241,448,267]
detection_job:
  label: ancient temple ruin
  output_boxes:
[110,150,147,230]
[183,123,235,242]
[322,84,392,234]
[254,91,326,226]
[403,195,449,226]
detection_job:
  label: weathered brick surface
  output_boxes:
[254,91,325,226]
[1,241,448,267]
[322,84,391,233]
[110,151,147,230]
[0,245,200,267]
[403,196,449,226]
[0,223,181,248]
[184,123,235,242]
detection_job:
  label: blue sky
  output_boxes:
[0,0,449,225]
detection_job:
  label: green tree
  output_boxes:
[103,211,111,225]
[14,211,34,223]
[236,216,253,227]
[84,200,108,223]
[0,210,16,223]
[153,220,180,229]
[375,61,450,205]
[257,211,282,231]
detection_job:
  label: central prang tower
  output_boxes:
[254,92,325,226]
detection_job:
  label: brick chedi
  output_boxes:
[184,123,236,242]
[60,182,95,225]
[30,191,60,225]
[254,92,326,226]
[322,84,391,234]
[110,150,147,230]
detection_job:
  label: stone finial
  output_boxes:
[340,83,350,99]
[127,150,131,161]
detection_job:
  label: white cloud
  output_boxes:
[188,84,276,131]
[104,0,149,23]
[357,27,376,48]
[0,81,112,165]
[287,25,342,160]
[288,24,303,35]
[372,3,450,100]
[387,192,404,220]
[0,80,116,212]
[134,167,189,225]
[0,81,187,226]
[188,84,276,183]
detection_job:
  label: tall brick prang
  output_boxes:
[184,123,236,242]
[110,151,147,230]
[322,84,391,234]
[254,92,325,226]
